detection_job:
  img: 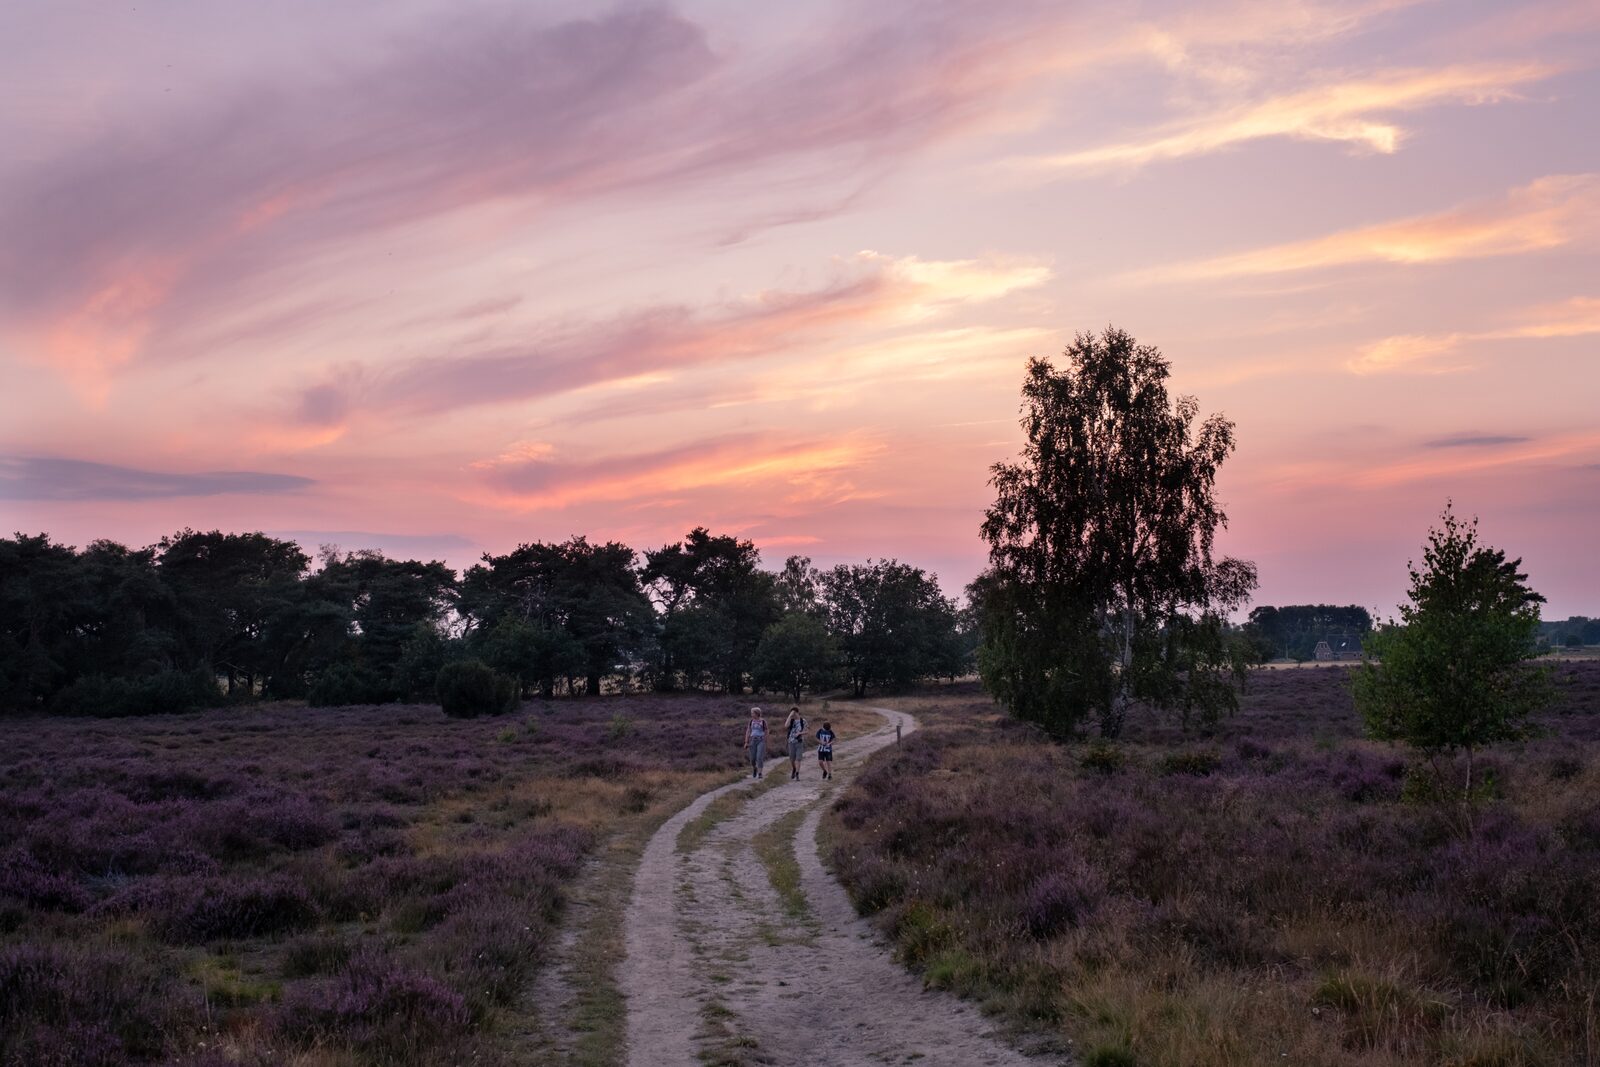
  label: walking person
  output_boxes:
[783,706,807,780]
[743,707,768,778]
[815,721,836,780]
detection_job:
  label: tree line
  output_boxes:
[0,528,972,716]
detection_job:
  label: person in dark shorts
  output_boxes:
[783,706,806,780]
[815,721,836,779]
[743,707,768,778]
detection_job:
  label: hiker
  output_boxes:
[815,720,836,779]
[783,706,807,780]
[743,706,768,778]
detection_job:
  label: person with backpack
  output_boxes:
[782,706,806,780]
[815,721,836,780]
[743,707,768,778]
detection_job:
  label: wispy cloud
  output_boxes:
[0,456,312,501]
[1353,432,1600,487]
[294,251,1050,424]
[1148,174,1600,283]
[1423,433,1531,449]
[1025,62,1553,173]
[1350,295,1600,373]
[0,5,1073,400]
[470,433,885,512]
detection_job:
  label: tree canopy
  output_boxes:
[976,328,1257,737]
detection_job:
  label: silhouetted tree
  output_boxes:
[465,537,653,696]
[641,528,780,692]
[156,530,310,697]
[817,560,957,696]
[977,328,1256,737]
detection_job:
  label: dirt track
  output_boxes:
[620,707,1053,1066]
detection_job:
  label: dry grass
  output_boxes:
[825,672,1600,1067]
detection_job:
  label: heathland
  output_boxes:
[827,663,1600,1067]
[0,692,875,1066]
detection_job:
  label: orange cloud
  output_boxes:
[1147,174,1600,282]
[1027,62,1553,173]
[468,434,886,512]
[1349,296,1600,374]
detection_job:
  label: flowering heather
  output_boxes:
[828,665,1600,1067]
[0,692,757,1065]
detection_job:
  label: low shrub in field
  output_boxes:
[276,954,469,1059]
[99,875,319,943]
[829,671,1600,1066]
[435,660,519,718]
[1079,741,1126,773]
[0,942,182,1065]
[1156,747,1221,776]
[48,669,220,717]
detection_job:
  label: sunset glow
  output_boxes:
[2,0,1596,615]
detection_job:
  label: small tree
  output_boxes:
[1354,504,1551,805]
[752,613,838,702]
[436,659,519,718]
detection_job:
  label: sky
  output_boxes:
[1,0,1597,618]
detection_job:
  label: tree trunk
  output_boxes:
[586,671,601,696]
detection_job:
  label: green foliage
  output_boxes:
[1245,604,1371,662]
[976,328,1257,737]
[475,615,584,699]
[816,559,960,697]
[47,668,221,717]
[606,713,633,741]
[641,527,781,693]
[306,663,386,707]
[435,659,519,718]
[1354,504,1551,793]
[461,536,653,696]
[1156,748,1222,777]
[1083,1045,1137,1067]
[1079,742,1127,774]
[751,612,838,701]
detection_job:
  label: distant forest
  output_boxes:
[0,528,972,716]
[4,526,1582,717]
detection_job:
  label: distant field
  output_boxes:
[0,693,870,1066]
[827,664,1600,1067]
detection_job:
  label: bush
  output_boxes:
[0,942,183,1062]
[307,663,388,707]
[275,953,470,1057]
[1079,742,1126,773]
[1157,748,1222,776]
[435,660,519,718]
[48,669,220,717]
[100,876,319,943]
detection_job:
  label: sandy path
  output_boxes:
[621,707,1054,1066]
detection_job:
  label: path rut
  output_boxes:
[620,708,1055,1066]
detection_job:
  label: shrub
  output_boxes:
[1023,863,1106,938]
[101,876,319,943]
[307,663,388,707]
[0,942,182,1062]
[435,660,518,719]
[275,953,469,1057]
[1157,748,1221,776]
[1079,742,1126,773]
[48,669,220,717]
